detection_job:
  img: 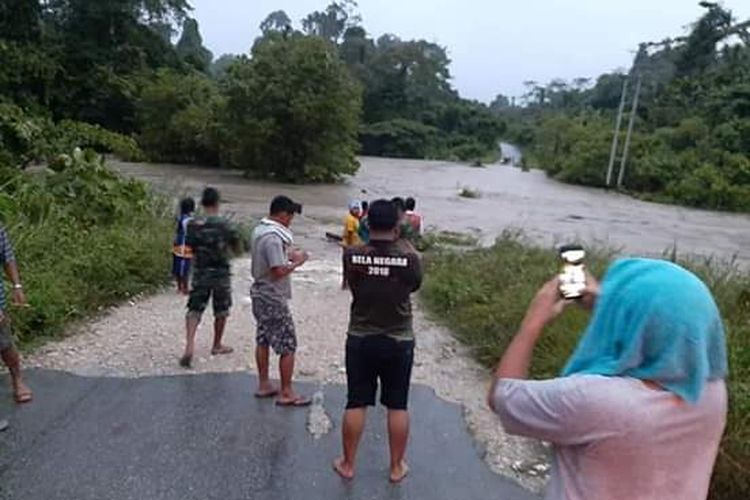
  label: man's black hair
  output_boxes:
[179,197,196,215]
[405,197,416,211]
[270,195,303,215]
[201,187,220,207]
[368,199,398,231]
[391,197,406,212]
[361,200,369,213]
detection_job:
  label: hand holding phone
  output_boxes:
[558,244,587,300]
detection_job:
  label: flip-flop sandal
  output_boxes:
[211,346,234,355]
[390,462,410,484]
[332,458,354,480]
[254,389,279,399]
[14,391,32,404]
[275,397,312,407]
[179,355,192,368]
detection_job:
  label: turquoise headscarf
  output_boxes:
[562,258,728,404]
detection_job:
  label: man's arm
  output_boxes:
[264,237,306,281]
[270,254,307,280]
[408,253,423,293]
[0,230,26,306]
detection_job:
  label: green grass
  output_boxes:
[417,230,479,252]
[420,232,749,500]
[2,150,173,346]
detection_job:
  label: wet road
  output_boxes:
[115,156,750,264]
[0,370,534,500]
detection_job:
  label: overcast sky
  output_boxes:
[189,0,750,103]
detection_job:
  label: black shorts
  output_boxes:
[345,335,415,411]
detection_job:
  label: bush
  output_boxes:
[360,119,440,158]
[2,149,171,343]
[220,33,361,182]
[421,233,749,500]
[0,102,47,167]
[0,102,144,166]
[458,186,481,199]
[136,69,221,165]
[47,120,144,162]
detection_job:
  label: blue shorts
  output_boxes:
[172,256,192,279]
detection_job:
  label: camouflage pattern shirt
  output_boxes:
[186,215,241,282]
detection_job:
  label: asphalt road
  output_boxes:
[0,370,536,500]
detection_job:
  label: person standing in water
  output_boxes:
[172,197,195,295]
[180,188,241,368]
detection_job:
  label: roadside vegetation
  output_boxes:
[420,232,749,500]
[492,3,750,212]
[2,149,172,346]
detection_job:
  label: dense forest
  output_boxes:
[495,3,750,211]
[0,0,504,183]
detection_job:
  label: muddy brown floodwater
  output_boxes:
[116,156,750,263]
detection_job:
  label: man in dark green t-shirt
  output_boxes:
[180,187,241,368]
[333,199,422,483]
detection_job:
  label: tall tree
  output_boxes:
[220,33,361,182]
[259,10,292,36]
[675,3,732,77]
[301,0,360,44]
[176,17,213,72]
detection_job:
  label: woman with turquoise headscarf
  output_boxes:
[488,258,728,500]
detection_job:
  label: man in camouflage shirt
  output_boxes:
[0,225,32,404]
[180,187,241,368]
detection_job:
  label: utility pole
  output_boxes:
[606,78,629,187]
[617,75,642,188]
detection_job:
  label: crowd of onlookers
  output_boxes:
[1,187,730,500]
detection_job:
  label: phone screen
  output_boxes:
[559,246,586,299]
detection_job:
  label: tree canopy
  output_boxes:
[1,0,507,181]
[498,3,750,212]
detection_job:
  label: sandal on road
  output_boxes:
[14,387,33,404]
[275,396,312,407]
[211,346,234,356]
[254,389,279,399]
[179,354,192,369]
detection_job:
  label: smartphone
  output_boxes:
[558,244,586,299]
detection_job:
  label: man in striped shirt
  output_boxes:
[0,226,32,404]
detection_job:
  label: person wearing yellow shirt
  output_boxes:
[341,201,362,289]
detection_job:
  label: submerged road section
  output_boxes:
[0,370,536,500]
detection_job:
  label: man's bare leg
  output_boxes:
[2,347,32,403]
[276,353,309,405]
[387,409,410,482]
[181,314,200,367]
[333,408,366,479]
[254,345,277,397]
[211,316,233,355]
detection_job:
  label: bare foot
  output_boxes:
[333,457,354,480]
[390,460,409,483]
[211,345,234,355]
[13,381,33,404]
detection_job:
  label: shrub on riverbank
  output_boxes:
[1,149,172,345]
[421,233,749,500]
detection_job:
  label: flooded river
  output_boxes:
[114,156,750,264]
